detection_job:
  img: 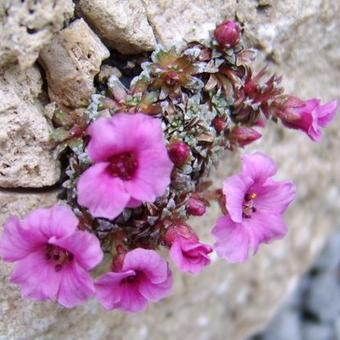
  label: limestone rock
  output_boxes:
[39,19,110,110]
[0,0,74,71]
[141,0,236,48]
[0,66,60,188]
[78,0,156,54]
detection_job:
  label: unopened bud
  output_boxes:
[231,126,262,147]
[168,141,191,167]
[187,196,207,216]
[164,223,198,246]
[214,20,241,48]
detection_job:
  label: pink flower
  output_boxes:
[0,205,103,307]
[77,113,173,219]
[279,97,337,141]
[95,248,172,312]
[212,152,296,263]
[165,223,212,274]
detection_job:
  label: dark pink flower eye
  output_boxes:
[107,152,138,180]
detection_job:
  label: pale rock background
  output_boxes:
[0,1,339,339]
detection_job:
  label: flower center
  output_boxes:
[242,192,257,218]
[45,244,74,272]
[122,270,143,284]
[107,152,138,180]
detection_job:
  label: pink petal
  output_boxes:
[0,217,43,261]
[50,230,103,270]
[317,100,337,127]
[77,162,130,219]
[119,281,148,312]
[247,212,288,252]
[138,268,173,302]
[11,250,62,301]
[127,198,142,208]
[125,148,173,202]
[87,113,166,162]
[223,174,251,223]
[255,180,296,215]
[241,152,278,184]
[23,205,78,239]
[57,262,95,308]
[212,215,250,263]
[95,271,133,310]
[170,240,211,274]
[123,248,168,284]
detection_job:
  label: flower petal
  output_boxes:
[223,174,252,223]
[123,248,168,284]
[11,250,62,301]
[24,205,78,240]
[255,180,296,214]
[138,268,173,302]
[0,217,43,261]
[50,230,103,271]
[87,113,166,162]
[95,271,134,310]
[212,215,250,263]
[77,162,130,219]
[247,212,288,252]
[125,148,172,202]
[317,100,337,127]
[241,152,278,184]
[57,262,95,308]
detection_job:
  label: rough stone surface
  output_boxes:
[78,0,156,54]
[0,0,74,71]
[0,0,340,339]
[0,66,60,188]
[39,18,110,110]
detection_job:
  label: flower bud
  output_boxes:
[214,20,241,48]
[231,126,262,147]
[168,141,191,167]
[212,116,227,133]
[187,196,207,216]
[164,223,198,246]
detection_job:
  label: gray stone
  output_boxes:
[78,0,156,54]
[0,0,74,70]
[262,307,302,340]
[39,18,110,110]
[0,66,60,188]
[306,272,340,322]
[314,232,340,272]
[301,321,334,340]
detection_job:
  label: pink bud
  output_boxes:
[168,141,191,167]
[212,116,227,133]
[214,20,241,48]
[187,196,207,216]
[164,223,198,246]
[231,126,262,147]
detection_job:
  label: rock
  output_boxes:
[301,322,334,340]
[305,272,340,322]
[0,0,74,70]
[261,307,302,340]
[313,233,340,272]
[0,0,340,339]
[78,0,156,54]
[39,19,110,110]
[0,66,60,188]
[141,0,236,48]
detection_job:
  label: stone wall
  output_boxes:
[0,1,339,339]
